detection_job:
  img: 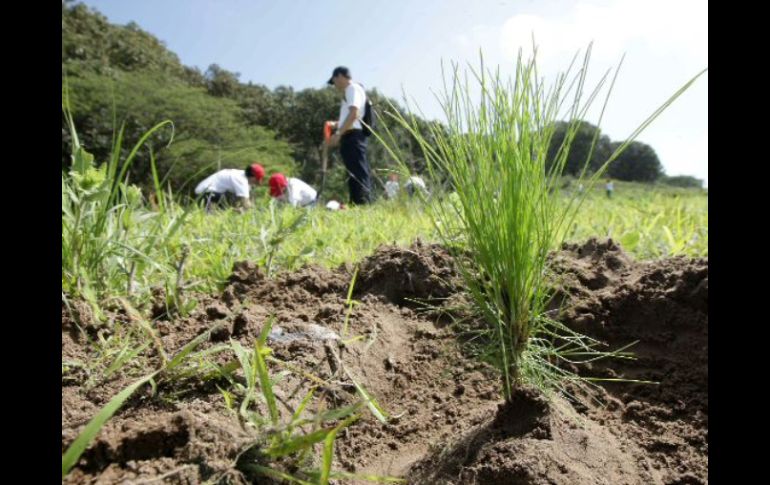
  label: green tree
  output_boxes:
[64,70,295,192]
[545,120,612,176]
[662,175,703,188]
[608,140,664,182]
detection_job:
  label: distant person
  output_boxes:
[606,179,614,199]
[268,173,318,207]
[325,199,347,211]
[405,175,428,198]
[385,173,400,199]
[195,163,265,212]
[325,66,373,205]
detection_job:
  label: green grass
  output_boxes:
[64,181,706,317]
[175,197,435,295]
[568,181,707,258]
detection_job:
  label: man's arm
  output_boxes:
[330,106,358,147]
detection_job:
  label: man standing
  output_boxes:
[325,66,372,205]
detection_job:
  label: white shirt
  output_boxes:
[405,176,427,191]
[338,82,366,131]
[194,169,250,198]
[385,181,400,199]
[606,182,614,190]
[285,178,317,207]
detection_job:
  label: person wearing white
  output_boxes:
[195,169,249,198]
[606,180,614,199]
[325,66,373,204]
[335,82,365,132]
[404,175,428,197]
[194,164,265,211]
[385,173,400,199]
[268,173,317,207]
[287,178,317,207]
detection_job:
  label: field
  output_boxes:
[62,179,707,484]
[62,38,708,482]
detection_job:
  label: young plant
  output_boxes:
[374,44,706,400]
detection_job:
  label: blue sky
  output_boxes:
[79,0,708,185]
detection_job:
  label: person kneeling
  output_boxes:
[268,173,317,208]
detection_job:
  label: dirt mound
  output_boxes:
[355,240,459,305]
[550,238,708,484]
[65,404,253,484]
[62,239,708,484]
[409,387,659,485]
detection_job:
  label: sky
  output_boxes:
[79,0,708,185]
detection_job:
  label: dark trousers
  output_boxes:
[340,130,372,205]
[199,191,235,212]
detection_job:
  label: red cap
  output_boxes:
[248,163,265,182]
[269,173,288,197]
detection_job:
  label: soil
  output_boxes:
[62,238,708,484]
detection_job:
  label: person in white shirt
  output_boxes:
[385,173,400,200]
[194,163,265,212]
[325,66,373,205]
[404,175,428,198]
[268,173,318,207]
[606,179,614,199]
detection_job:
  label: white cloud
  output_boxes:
[499,0,707,66]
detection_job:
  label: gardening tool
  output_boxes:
[317,121,334,200]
